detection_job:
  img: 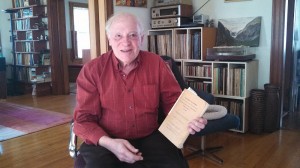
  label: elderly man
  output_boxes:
[74,12,207,168]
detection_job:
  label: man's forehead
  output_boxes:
[110,23,139,34]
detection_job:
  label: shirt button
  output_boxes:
[129,106,133,109]
[128,89,131,92]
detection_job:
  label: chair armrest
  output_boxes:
[68,120,78,158]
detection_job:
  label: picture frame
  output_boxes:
[216,16,262,47]
[116,0,147,8]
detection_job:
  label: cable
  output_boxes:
[192,0,211,16]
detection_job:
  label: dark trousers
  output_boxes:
[79,131,189,168]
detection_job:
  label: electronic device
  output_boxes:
[151,4,193,19]
[206,46,255,61]
[154,0,192,7]
[193,14,209,24]
[151,17,192,29]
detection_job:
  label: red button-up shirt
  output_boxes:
[74,50,182,145]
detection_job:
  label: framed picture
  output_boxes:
[216,16,262,47]
[225,0,251,2]
[116,0,147,8]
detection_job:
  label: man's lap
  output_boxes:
[79,131,188,168]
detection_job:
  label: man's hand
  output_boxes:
[99,136,143,163]
[188,117,207,135]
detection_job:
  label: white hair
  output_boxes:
[105,12,144,38]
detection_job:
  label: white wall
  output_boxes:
[0,1,13,63]
[192,0,272,88]
[113,0,152,50]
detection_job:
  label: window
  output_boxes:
[69,2,90,59]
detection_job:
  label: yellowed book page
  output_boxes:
[158,88,209,148]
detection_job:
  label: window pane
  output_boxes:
[73,7,90,58]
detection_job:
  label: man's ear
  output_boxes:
[107,38,112,46]
[140,34,144,43]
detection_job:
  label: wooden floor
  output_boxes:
[1,94,300,168]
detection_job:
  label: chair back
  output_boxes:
[160,56,214,104]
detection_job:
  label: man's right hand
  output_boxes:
[98,136,143,163]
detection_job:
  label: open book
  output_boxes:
[158,88,209,148]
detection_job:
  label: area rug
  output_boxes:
[0,102,73,141]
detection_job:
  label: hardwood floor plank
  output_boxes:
[0,124,74,168]
[1,94,299,168]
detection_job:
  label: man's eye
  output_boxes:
[129,33,138,39]
[114,34,122,40]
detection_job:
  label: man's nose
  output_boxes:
[120,36,131,43]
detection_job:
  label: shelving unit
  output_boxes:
[182,60,258,133]
[147,27,258,133]
[148,27,216,73]
[8,0,51,95]
[212,60,258,133]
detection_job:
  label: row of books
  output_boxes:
[16,41,34,52]
[186,80,212,93]
[16,53,50,66]
[16,53,34,65]
[148,35,172,56]
[185,64,212,77]
[174,32,202,60]
[25,31,33,40]
[213,66,245,97]
[215,98,243,130]
[16,30,44,41]
[14,8,33,18]
[14,0,30,7]
[16,40,47,53]
[174,34,187,59]
[14,19,32,30]
[14,0,47,7]
[15,66,51,83]
[191,32,202,60]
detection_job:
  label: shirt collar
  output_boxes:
[111,51,142,71]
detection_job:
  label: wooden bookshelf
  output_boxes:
[9,0,51,95]
[148,27,216,74]
[183,60,258,133]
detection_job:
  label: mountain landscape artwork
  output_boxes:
[216,16,262,47]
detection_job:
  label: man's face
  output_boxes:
[108,15,144,66]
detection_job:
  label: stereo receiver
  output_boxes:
[154,0,192,7]
[151,4,193,19]
[151,17,192,29]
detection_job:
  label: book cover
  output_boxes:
[158,88,209,148]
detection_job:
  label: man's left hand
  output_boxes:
[188,117,207,135]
